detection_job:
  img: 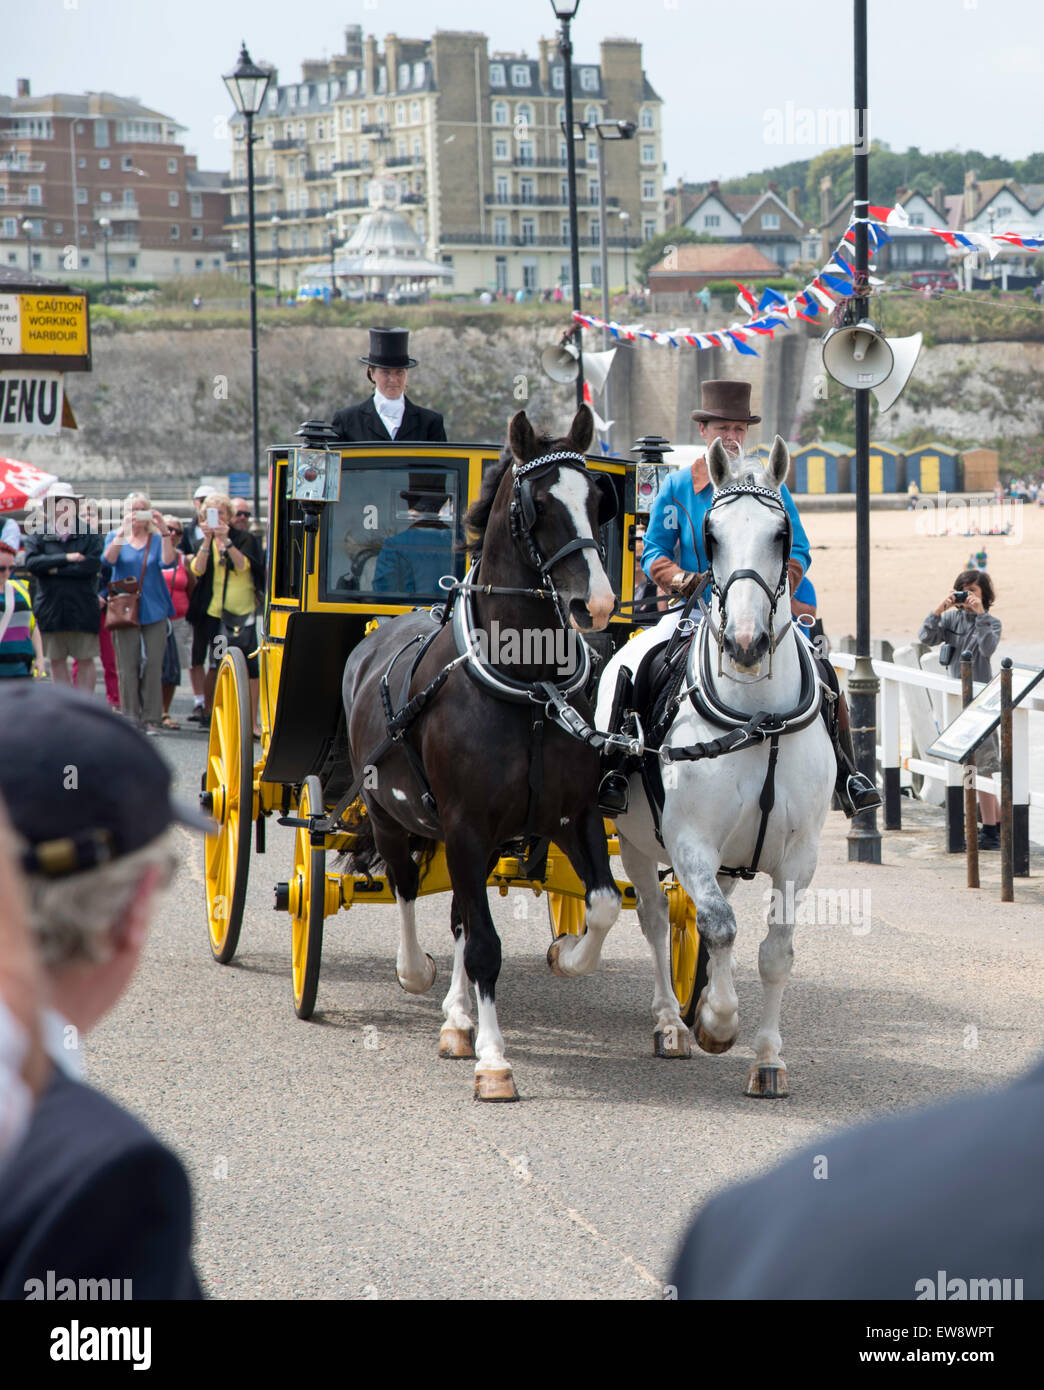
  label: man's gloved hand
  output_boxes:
[787,559,804,596]
[669,570,702,598]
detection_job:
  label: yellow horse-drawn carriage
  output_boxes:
[201,426,702,1021]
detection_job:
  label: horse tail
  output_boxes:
[334,798,383,878]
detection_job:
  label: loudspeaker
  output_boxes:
[540,341,580,383]
[583,347,617,395]
[822,322,923,414]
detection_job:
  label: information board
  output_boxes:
[927,664,1044,763]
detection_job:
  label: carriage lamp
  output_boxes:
[631,435,675,514]
[289,447,341,503]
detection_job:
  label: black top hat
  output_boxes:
[360,326,418,369]
[691,379,761,424]
[400,471,450,513]
[0,683,213,878]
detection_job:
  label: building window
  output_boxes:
[28,186,43,205]
[522,261,538,290]
[287,88,297,109]
[520,217,536,244]
[170,225,180,239]
[192,226,202,240]
[512,65,531,87]
[492,102,509,126]
[704,214,720,228]
[586,142,597,165]
[167,157,177,174]
[516,103,533,128]
[96,156,109,170]
[495,175,509,202]
[412,137,422,157]
[80,255,90,268]
[640,143,656,164]
[584,106,600,125]
[590,218,600,245]
[520,178,534,204]
[359,106,367,126]
[642,179,656,200]
[494,138,509,161]
[490,63,506,87]
[297,122,306,140]
[94,120,109,147]
[908,213,924,226]
[588,178,599,203]
[377,68,387,94]
[640,108,655,130]
[495,255,508,292]
[190,195,203,217]
[299,85,309,106]
[344,109,353,131]
[78,156,86,169]
[267,90,278,111]
[121,155,133,170]
[494,217,508,245]
[518,141,534,166]
[266,156,275,177]
[411,101,421,122]
[123,189,135,205]
[317,153,326,172]
[319,190,328,210]
[376,104,386,123]
[643,218,656,240]
[761,212,780,229]
[54,222,63,234]
[561,218,569,242]
[396,103,406,125]
[397,138,407,157]
[169,191,179,207]
[552,67,564,91]
[76,189,87,204]
[128,256,137,269]
[580,68,598,91]
[330,80,340,100]
[317,121,325,141]
[398,64,410,91]
[319,83,328,105]
[99,190,112,203]
[413,62,425,87]
[2,218,16,238]
[346,71,358,95]
[559,141,568,164]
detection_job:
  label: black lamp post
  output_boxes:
[618,209,631,292]
[590,120,635,452]
[551,0,584,409]
[325,211,338,300]
[270,215,281,301]
[847,0,881,864]
[224,40,272,527]
[21,218,33,273]
[97,217,112,285]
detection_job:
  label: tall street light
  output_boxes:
[97,216,112,286]
[591,119,636,454]
[224,40,272,528]
[617,208,631,293]
[270,215,281,302]
[21,218,33,273]
[551,0,584,409]
[847,0,880,864]
[325,210,339,300]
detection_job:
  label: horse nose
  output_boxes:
[585,584,615,630]
[731,618,757,653]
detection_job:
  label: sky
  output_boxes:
[5,0,1042,183]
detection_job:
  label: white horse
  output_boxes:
[593,436,835,1097]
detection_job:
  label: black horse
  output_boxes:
[341,406,622,1100]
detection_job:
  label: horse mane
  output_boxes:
[462,432,558,552]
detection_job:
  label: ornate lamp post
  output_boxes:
[223,40,272,526]
[551,0,584,408]
[97,216,112,285]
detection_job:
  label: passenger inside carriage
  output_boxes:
[328,467,459,597]
[372,472,454,595]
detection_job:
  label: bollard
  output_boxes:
[1000,658,1014,903]
[961,650,979,889]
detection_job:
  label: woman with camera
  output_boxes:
[919,570,1002,849]
[102,494,176,730]
[188,493,264,735]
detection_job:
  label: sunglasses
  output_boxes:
[234,512,251,520]
[0,564,15,573]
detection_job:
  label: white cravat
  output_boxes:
[373,388,405,439]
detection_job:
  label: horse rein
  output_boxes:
[704,480,792,680]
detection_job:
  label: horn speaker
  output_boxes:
[583,347,617,395]
[540,341,580,384]
[822,321,923,414]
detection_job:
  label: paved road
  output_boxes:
[83,714,1044,1300]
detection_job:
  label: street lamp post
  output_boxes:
[847,0,881,864]
[231,237,240,284]
[551,0,584,409]
[325,210,338,300]
[97,217,111,286]
[618,208,630,293]
[21,218,33,273]
[224,40,272,529]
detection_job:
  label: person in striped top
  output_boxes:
[0,543,43,681]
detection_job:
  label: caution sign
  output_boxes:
[0,372,66,436]
[0,290,91,372]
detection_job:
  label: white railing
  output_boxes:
[831,652,1043,861]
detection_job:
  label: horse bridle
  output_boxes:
[702,477,792,677]
[509,450,617,589]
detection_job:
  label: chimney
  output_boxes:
[16,78,30,98]
[364,33,377,98]
[931,182,946,215]
[767,180,779,194]
[787,185,800,215]
[708,179,719,194]
[538,37,552,90]
[344,25,363,64]
[386,34,400,93]
[895,185,908,205]
[819,173,832,226]
[964,170,980,220]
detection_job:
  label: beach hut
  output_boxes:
[906,442,961,494]
[960,448,998,493]
[867,442,906,493]
[789,441,853,494]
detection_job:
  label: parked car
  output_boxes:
[907,269,959,291]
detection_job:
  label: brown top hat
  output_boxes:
[691,379,761,424]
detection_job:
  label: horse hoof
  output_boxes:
[438,1027,475,1060]
[653,1027,692,1059]
[694,1021,736,1055]
[546,937,571,978]
[745,1063,789,1099]
[473,1068,519,1103]
[395,953,437,995]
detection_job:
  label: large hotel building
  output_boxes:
[227,26,665,296]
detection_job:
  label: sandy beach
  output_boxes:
[804,496,1043,655]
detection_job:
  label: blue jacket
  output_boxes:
[642,466,811,580]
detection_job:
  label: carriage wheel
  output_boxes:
[203,646,254,965]
[546,893,586,941]
[290,775,327,1020]
[665,882,708,1028]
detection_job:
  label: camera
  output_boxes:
[953,589,969,604]
[206,507,219,528]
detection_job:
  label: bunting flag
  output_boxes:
[568,204,1041,357]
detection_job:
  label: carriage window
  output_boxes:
[323,461,467,600]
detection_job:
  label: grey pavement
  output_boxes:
[81,695,1044,1300]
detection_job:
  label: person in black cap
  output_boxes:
[330,326,447,442]
[372,471,454,595]
[0,682,210,1299]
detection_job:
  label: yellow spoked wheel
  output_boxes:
[203,646,254,965]
[664,881,708,1027]
[289,775,329,1020]
[546,893,586,941]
